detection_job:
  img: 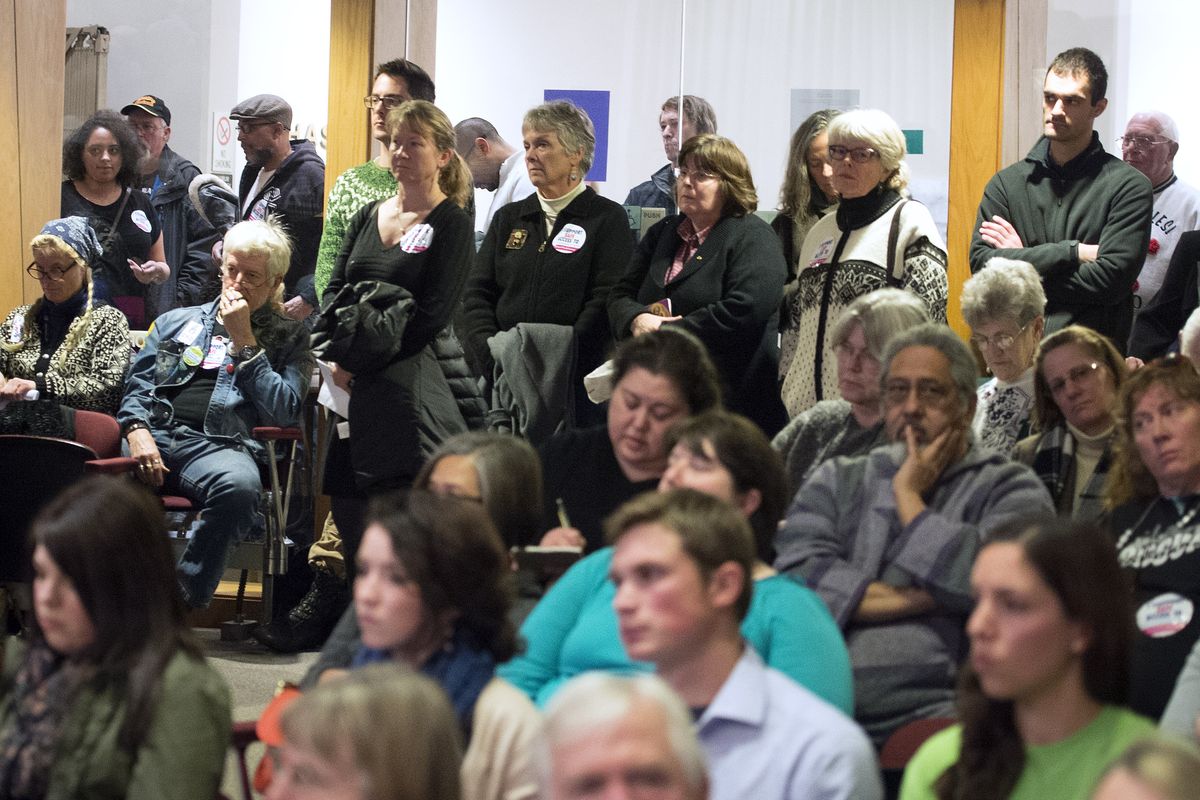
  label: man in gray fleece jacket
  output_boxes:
[775,324,1053,748]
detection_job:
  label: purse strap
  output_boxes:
[885,199,908,288]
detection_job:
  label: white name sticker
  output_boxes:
[201,335,227,369]
[176,320,204,345]
[400,224,435,254]
[552,224,587,254]
[9,316,23,342]
[1136,592,1194,638]
[807,238,835,269]
[131,209,153,233]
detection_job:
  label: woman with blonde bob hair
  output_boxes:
[0,217,131,420]
[319,98,479,576]
[267,664,462,800]
[780,108,948,417]
[609,133,790,432]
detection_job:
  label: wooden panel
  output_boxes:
[0,0,65,311]
[406,0,437,82]
[1002,0,1047,166]
[947,0,1007,338]
[325,0,376,201]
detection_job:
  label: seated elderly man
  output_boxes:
[539,672,708,800]
[119,217,313,607]
[775,323,1052,748]
[609,489,881,800]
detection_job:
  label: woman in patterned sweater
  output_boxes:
[0,217,131,416]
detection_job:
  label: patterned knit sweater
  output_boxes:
[314,160,395,298]
[779,190,948,418]
[0,302,131,414]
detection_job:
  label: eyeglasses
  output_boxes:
[883,379,954,407]
[27,262,78,281]
[970,322,1030,352]
[826,145,879,164]
[221,267,269,288]
[1047,362,1101,395]
[676,166,718,183]
[129,120,166,134]
[363,94,408,111]
[1117,135,1170,151]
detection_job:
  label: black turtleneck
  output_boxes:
[37,287,87,355]
[835,186,902,232]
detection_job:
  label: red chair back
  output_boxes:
[73,410,122,459]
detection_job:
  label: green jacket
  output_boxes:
[1,638,231,800]
[969,132,1153,349]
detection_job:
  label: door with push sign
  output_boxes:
[1136,592,1194,638]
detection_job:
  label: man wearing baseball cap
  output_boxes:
[230,93,325,320]
[123,94,227,318]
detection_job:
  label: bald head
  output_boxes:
[454,117,515,190]
[1123,111,1179,186]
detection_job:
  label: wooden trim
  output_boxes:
[947,0,1007,337]
[325,0,376,200]
[0,0,66,311]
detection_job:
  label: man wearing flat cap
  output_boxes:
[230,93,325,321]
[123,94,227,320]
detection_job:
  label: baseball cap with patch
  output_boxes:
[121,95,171,126]
[229,94,293,128]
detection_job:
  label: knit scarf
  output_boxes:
[0,641,92,799]
[1027,423,1112,521]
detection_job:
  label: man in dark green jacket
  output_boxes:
[969,47,1152,351]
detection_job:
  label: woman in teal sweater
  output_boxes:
[899,517,1153,800]
[500,410,854,713]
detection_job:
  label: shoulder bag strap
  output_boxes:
[885,199,908,288]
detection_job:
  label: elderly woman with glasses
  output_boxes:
[118,218,312,609]
[609,133,788,432]
[780,108,948,418]
[962,257,1047,455]
[0,217,131,421]
[1014,326,1127,521]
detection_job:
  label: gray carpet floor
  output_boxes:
[197,629,318,800]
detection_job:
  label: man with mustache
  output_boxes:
[775,324,1052,749]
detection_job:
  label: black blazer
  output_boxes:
[1130,230,1200,360]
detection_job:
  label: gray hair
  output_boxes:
[523,100,597,174]
[223,216,292,281]
[830,288,931,360]
[1128,110,1179,144]
[881,323,978,411]
[1182,307,1200,365]
[538,672,707,797]
[826,108,910,193]
[960,257,1047,330]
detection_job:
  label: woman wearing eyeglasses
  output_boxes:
[962,258,1047,456]
[1106,355,1200,720]
[608,133,789,433]
[780,108,948,418]
[61,109,170,330]
[0,217,131,420]
[1014,326,1126,521]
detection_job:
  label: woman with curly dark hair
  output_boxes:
[61,109,169,328]
[302,490,540,800]
[899,517,1153,800]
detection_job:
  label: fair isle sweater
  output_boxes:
[314,160,395,298]
[779,190,948,417]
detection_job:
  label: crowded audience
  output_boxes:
[10,35,1200,800]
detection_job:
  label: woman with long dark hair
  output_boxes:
[899,517,1153,800]
[0,476,231,799]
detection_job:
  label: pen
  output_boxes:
[556,497,571,529]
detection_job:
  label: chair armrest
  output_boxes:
[85,456,138,474]
[252,427,302,442]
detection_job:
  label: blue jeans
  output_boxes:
[149,426,261,607]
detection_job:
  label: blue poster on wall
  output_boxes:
[543,89,610,182]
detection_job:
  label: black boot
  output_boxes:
[253,566,349,653]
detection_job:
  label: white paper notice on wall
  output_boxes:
[790,89,861,132]
[211,113,235,181]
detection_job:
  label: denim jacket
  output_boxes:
[118,299,312,462]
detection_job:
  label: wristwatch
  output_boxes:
[233,344,262,361]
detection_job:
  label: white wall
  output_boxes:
[435,0,954,232]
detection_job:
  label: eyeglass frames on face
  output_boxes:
[676,166,718,183]
[27,262,78,281]
[221,267,268,288]
[970,322,1030,352]
[826,145,879,164]
[1117,135,1170,151]
[1047,362,1102,395]
[883,379,954,408]
[363,95,408,111]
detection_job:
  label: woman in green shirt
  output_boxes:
[899,517,1154,800]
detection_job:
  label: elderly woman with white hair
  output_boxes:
[118,217,313,608]
[773,287,928,494]
[779,108,948,417]
[961,256,1047,455]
